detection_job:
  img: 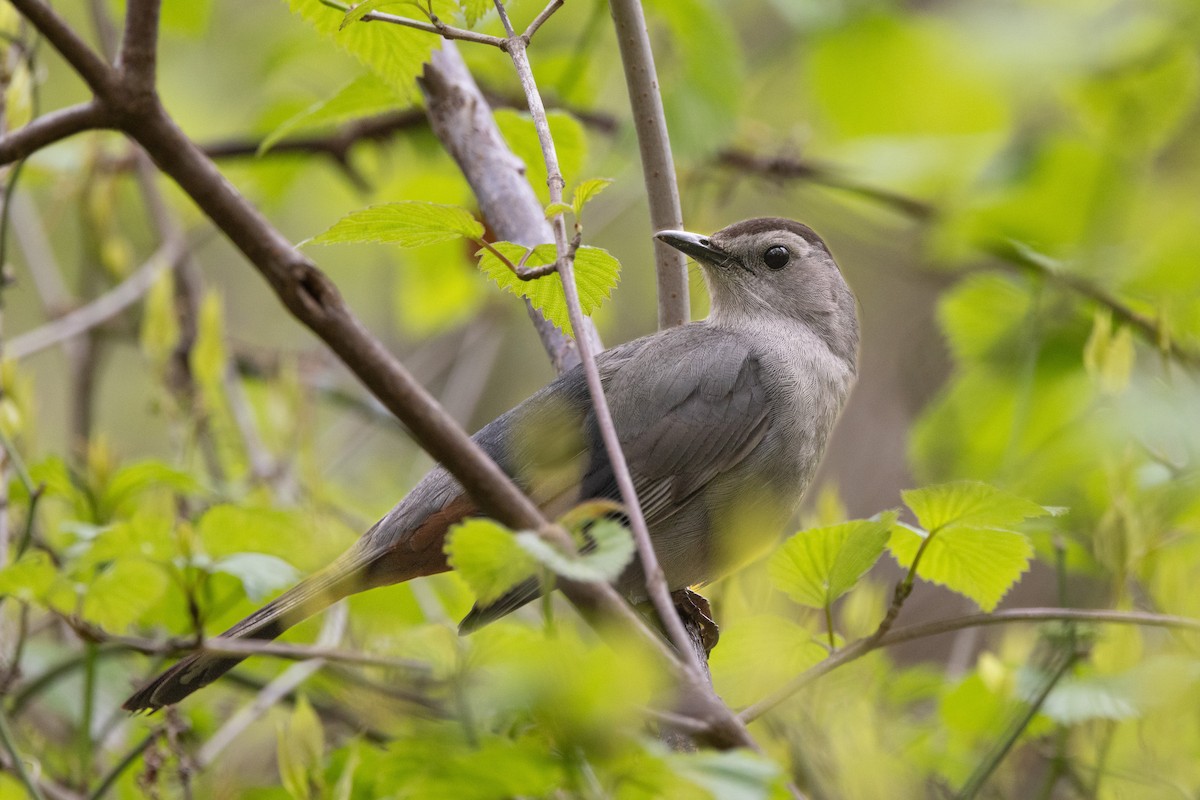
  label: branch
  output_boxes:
[988,240,1200,369]
[715,149,937,221]
[117,0,160,95]
[317,0,506,48]
[6,0,117,97]
[522,0,564,42]
[196,603,348,766]
[739,607,1200,723]
[714,147,1200,369]
[420,43,601,374]
[0,706,46,800]
[7,235,188,359]
[491,3,764,758]
[0,101,110,164]
[609,0,688,329]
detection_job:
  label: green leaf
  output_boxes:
[309,201,484,247]
[260,73,405,155]
[570,178,612,217]
[669,750,783,800]
[768,517,892,609]
[646,0,743,157]
[100,461,202,520]
[278,695,325,800]
[285,0,438,101]
[445,519,538,605]
[888,524,1034,611]
[458,0,493,27]
[0,551,56,602]
[902,481,1052,533]
[83,560,169,629]
[515,519,635,583]
[806,14,1008,138]
[543,202,572,219]
[214,553,301,601]
[140,270,180,369]
[476,243,620,335]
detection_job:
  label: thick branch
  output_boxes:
[420,43,601,373]
[7,0,117,97]
[117,0,161,94]
[609,0,688,329]
[0,102,110,164]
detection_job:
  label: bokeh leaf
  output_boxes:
[445,519,538,605]
[515,519,635,583]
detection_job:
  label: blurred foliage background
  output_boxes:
[2,0,1200,797]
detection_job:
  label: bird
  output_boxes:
[123,217,859,712]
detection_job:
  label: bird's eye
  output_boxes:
[763,245,790,270]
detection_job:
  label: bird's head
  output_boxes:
[655,217,859,364]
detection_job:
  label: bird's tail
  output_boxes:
[122,552,372,713]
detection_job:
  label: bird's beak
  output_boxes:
[655,230,729,264]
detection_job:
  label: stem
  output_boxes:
[498,3,703,680]
[739,607,1200,723]
[316,0,506,48]
[608,0,688,329]
[0,706,46,800]
[87,732,156,800]
[956,649,1080,800]
[78,643,97,786]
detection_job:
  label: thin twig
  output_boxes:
[197,603,348,766]
[316,0,506,48]
[739,607,1200,723]
[988,240,1200,369]
[521,0,564,42]
[6,0,116,97]
[609,0,688,329]
[86,732,156,800]
[493,0,763,757]
[0,706,46,800]
[7,235,189,359]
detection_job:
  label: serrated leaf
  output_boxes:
[260,73,405,155]
[888,525,1033,611]
[570,178,612,217]
[768,517,892,609]
[310,202,483,248]
[445,519,538,605]
[286,0,438,101]
[515,519,635,583]
[458,0,493,27]
[476,243,620,335]
[902,481,1050,533]
[0,551,56,602]
[214,553,301,601]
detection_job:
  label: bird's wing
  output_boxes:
[461,326,771,630]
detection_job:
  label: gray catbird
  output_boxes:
[124,217,859,711]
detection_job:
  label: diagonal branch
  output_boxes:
[7,0,117,97]
[0,101,111,164]
[522,0,564,42]
[7,235,188,359]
